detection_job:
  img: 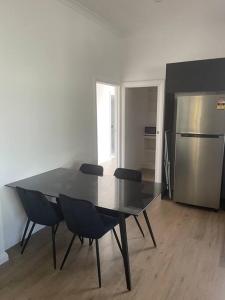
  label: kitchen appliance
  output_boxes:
[144,126,156,135]
[174,93,225,209]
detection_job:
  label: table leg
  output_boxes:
[143,209,157,247]
[119,213,131,291]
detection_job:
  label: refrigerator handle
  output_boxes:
[180,133,222,138]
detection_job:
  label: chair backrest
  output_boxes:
[80,163,103,176]
[59,194,104,238]
[16,187,59,226]
[114,168,142,182]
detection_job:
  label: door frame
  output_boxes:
[120,80,165,183]
[95,81,120,168]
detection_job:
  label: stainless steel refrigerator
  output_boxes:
[174,93,225,209]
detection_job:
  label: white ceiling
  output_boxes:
[73,0,225,37]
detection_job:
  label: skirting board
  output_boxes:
[0,251,9,265]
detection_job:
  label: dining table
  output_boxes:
[6,167,161,290]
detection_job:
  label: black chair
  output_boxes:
[79,163,104,245]
[114,168,156,247]
[79,163,103,176]
[114,168,142,182]
[16,187,64,269]
[58,194,123,288]
[114,168,145,238]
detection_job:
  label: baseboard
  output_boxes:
[0,251,9,266]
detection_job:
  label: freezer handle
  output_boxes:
[180,133,223,138]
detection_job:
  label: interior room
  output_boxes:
[1,1,225,300]
[124,86,157,181]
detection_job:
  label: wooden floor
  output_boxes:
[1,199,225,300]
[142,168,155,182]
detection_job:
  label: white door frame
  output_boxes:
[120,80,165,183]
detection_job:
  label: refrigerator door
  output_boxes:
[174,134,224,209]
[176,93,225,134]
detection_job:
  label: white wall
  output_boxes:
[122,0,225,81]
[125,87,157,169]
[0,0,122,252]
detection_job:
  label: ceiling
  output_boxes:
[73,0,225,37]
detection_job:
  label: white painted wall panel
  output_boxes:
[0,0,122,251]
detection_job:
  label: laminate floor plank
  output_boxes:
[1,199,225,300]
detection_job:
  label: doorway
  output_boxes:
[96,82,119,175]
[121,81,165,183]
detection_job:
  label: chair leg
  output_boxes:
[119,214,131,290]
[112,228,123,256]
[51,226,57,269]
[78,236,84,244]
[133,216,145,238]
[60,234,76,270]
[20,219,30,247]
[54,223,59,235]
[21,222,35,254]
[95,239,101,288]
[143,210,157,247]
[89,238,93,246]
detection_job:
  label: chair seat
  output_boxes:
[100,214,119,233]
[80,213,119,240]
[50,202,64,223]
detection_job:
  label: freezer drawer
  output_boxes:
[176,93,225,135]
[174,134,224,209]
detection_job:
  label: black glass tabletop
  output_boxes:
[6,168,161,216]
